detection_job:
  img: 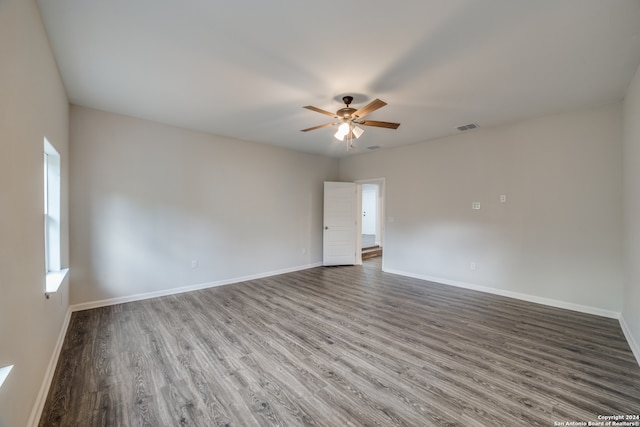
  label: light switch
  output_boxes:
[472,202,481,210]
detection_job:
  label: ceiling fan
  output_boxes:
[301,96,400,144]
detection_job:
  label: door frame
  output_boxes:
[355,177,386,267]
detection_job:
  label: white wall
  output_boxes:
[69,106,339,305]
[623,62,640,361]
[0,0,70,426]
[340,104,623,316]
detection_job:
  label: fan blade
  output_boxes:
[301,122,338,132]
[353,98,387,119]
[303,105,339,118]
[358,120,400,129]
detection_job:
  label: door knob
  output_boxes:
[325,226,328,230]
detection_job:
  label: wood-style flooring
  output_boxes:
[40,259,640,426]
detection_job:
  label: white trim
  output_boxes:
[620,315,640,367]
[27,307,73,427]
[355,183,363,265]
[383,268,621,319]
[44,137,62,274]
[71,262,322,312]
[45,268,69,294]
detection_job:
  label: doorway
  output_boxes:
[357,178,385,267]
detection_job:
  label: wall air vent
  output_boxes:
[367,145,381,150]
[456,123,479,132]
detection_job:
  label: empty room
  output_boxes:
[2,0,640,426]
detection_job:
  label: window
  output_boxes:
[44,137,67,294]
[0,365,13,389]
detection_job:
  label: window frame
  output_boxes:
[44,137,67,294]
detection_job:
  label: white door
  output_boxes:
[323,181,357,266]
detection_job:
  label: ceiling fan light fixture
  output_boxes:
[304,96,399,148]
[334,122,350,141]
[334,123,364,141]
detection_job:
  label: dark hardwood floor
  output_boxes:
[40,260,640,426]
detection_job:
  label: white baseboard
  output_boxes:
[27,307,73,427]
[71,262,322,312]
[620,315,640,367]
[383,268,621,319]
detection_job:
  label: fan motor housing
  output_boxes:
[337,107,357,118]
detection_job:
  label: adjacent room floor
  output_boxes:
[40,259,640,426]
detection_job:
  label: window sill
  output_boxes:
[46,268,69,295]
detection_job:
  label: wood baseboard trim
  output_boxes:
[620,315,640,367]
[70,262,323,313]
[383,268,621,320]
[27,307,73,427]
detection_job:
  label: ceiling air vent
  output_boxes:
[456,123,479,132]
[367,145,381,150]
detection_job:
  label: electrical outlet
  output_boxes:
[472,202,481,210]
[470,262,477,270]
[500,194,507,203]
[191,259,198,269]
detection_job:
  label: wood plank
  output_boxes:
[40,261,640,426]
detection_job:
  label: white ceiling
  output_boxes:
[38,0,640,157]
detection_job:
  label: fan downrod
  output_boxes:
[337,96,357,119]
